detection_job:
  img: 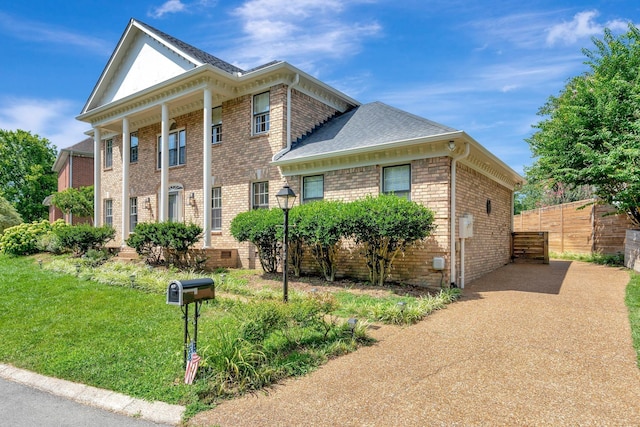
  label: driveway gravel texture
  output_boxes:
[189,261,640,426]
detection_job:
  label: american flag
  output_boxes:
[184,342,201,385]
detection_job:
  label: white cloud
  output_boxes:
[0,97,88,151]
[0,12,111,56]
[546,10,628,45]
[149,0,187,18]
[221,0,381,68]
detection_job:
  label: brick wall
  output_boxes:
[291,158,453,287]
[102,84,341,265]
[455,163,513,283]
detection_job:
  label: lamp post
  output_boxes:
[276,184,296,302]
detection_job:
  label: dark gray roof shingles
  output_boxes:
[136,20,245,75]
[276,102,458,161]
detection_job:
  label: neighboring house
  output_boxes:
[76,18,523,287]
[45,137,94,224]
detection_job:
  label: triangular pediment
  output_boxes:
[82,19,203,113]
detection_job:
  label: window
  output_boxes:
[303,175,324,203]
[157,129,186,168]
[212,107,222,144]
[252,181,269,209]
[130,132,138,163]
[211,187,222,230]
[104,139,113,168]
[104,199,113,226]
[383,164,411,199]
[129,197,138,232]
[253,92,270,134]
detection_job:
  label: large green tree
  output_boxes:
[0,130,57,222]
[526,23,640,226]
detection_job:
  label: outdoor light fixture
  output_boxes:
[276,184,296,302]
[220,274,226,284]
[144,197,151,210]
[189,192,196,207]
[38,259,43,269]
[130,274,136,287]
[397,301,407,313]
[348,318,358,337]
[448,141,456,152]
[75,263,81,276]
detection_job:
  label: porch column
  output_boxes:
[121,117,130,245]
[202,88,212,248]
[160,103,170,222]
[93,127,102,227]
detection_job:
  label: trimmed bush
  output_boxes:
[291,200,348,282]
[230,209,282,273]
[126,222,203,267]
[54,224,115,257]
[345,194,436,286]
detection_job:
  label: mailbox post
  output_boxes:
[166,278,215,366]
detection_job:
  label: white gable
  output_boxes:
[95,31,198,107]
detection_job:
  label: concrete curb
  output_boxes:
[0,364,184,425]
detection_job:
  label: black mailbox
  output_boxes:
[166,278,215,306]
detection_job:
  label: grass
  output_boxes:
[550,251,624,266]
[626,272,640,368]
[0,254,459,418]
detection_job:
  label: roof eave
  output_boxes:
[272,131,464,167]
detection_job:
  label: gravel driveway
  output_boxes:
[189,261,640,426]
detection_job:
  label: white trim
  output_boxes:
[203,88,212,247]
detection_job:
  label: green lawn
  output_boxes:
[626,271,640,367]
[0,254,459,417]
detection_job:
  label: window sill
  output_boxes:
[250,132,269,139]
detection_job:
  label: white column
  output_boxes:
[121,117,130,245]
[93,127,102,227]
[160,103,170,222]
[202,88,212,248]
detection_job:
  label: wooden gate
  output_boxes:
[511,232,549,264]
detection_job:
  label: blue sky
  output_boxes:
[0,0,637,175]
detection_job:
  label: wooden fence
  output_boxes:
[513,199,633,255]
[512,232,549,264]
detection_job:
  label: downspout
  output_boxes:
[450,141,470,287]
[272,73,300,162]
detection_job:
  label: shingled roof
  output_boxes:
[136,20,245,75]
[275,102,458,161]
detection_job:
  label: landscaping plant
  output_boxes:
[345,194,436,286]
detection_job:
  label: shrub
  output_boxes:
[230,209,282,273]
[0,220,54,255]
[126,222,203,267]
[291,200,348,282]
[54,224,115,257]
[0,195,22,233]
[345,194,436,286]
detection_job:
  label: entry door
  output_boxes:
[168,192,180,222]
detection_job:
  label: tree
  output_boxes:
[0,194,22,233]
[51,186,94,222]
[526,23,640,226]
[0,130,57,222]
[345,194,436,286]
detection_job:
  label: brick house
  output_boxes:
[45,137,94,224]
[77,19,523,288]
